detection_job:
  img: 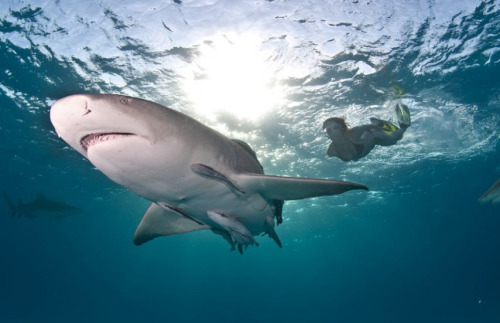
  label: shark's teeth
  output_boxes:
[80,133,134,151]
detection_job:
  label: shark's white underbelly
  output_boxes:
[88,139,273,235]
[139,171,273,235]
[50,93,367,252]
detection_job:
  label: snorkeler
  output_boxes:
[323,103,411,162]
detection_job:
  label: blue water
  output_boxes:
[1,1,499,322]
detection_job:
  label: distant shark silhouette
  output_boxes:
[2,191,81,219]
[50,94,368,253]
[479,178,500,204]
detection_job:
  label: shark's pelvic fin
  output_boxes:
[133,203,209,245]
[207,210,258,253]
[231,139,263,172]
[234,174,368,201]
[269,231,282,248]
[265,215,282,248]
[191,163,246,194]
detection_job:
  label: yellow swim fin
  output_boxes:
[396,103,411,128]
[391,83,405,96]
[370,118,398,135]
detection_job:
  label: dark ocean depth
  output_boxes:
[1,1,499,322]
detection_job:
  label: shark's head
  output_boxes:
[50,94,176,155]
[50,94,191,197]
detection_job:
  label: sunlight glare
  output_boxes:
[182,34,284,121]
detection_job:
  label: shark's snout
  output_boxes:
[50,94,99,156]
[50,95,90,131]
[50,94,158,157]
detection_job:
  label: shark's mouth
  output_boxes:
[80,133,135,151]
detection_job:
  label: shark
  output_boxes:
[50,94,368,252]
[2,190,81,219]
[479,178,500,204]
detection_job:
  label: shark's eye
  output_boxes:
[119,97,129,105]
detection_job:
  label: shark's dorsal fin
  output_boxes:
[234,174,368,201]
[231,139,258,160]
[133,203,209,245]
[231,139,263,172]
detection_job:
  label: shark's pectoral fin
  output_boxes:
[133,203,209,245]
[235,174,368,201]
[157,202,206,225]
[191,163,246,194]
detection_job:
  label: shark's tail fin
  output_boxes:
[2,190,16,218]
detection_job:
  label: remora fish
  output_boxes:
[50,94,368,252]
[479,178,500,204]
[2,190,81,219]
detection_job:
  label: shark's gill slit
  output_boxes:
[80,133,134,151]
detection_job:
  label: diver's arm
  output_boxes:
[326,136,359,161]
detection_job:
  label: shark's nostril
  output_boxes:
[82,99,91,116]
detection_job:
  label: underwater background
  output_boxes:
[1,0,499,322]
